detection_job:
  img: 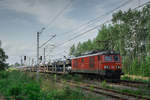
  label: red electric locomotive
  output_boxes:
[71,51,123,80]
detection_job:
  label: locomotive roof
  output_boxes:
[71,51,120,59]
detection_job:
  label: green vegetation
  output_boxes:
[101,80,107,88]
[100,80,150,97]
[56,74,83,82]
[52,73,150,98]
[0,71,103,100]
[69,3,150,77]
[72,74,83,81]
[0,48,8,70]
[121,75,150,83]
[57,74,150,98]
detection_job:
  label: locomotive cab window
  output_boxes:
[104,56,112,61]
[114,55,120,61]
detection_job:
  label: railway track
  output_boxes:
[28,70,149,89]
[28,72,150,100]
[81,78,148,89]
[30,70,149,89]
[118,80,148,88]
[61,80,150,100]
[120,80,148,85]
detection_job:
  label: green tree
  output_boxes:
[69,3,150,76]
[69,44,76,56]
[86,39,93,51]
[75,42,82,56]
[0,48,8,70]
[111,4,150,75]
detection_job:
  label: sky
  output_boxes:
[0,0,149,65]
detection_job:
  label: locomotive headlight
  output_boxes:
[112,66,114,69]
[117,66,120,69]
[104,66,109,69]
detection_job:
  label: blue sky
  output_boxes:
[0,0,149,65]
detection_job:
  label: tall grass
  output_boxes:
[0,71,103,100]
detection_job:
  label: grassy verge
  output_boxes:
[101,81,150,98]
[52,74,150,97]
[121,75,150,84]
[0,71,103,100]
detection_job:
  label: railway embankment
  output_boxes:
[32,72,150,100]
[0,70,104,100]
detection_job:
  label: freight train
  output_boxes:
[23,51,123,80]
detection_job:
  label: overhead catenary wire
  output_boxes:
[41,0,74,33]
[53,0,133,38]
[40,35,56,48]
[59,0,150,47]
[53,0,133,48]
[40,0,132,60]
[46,0,133,56]
[36,0,73,66]
[134,0,150,9]
[51,0,150,56]
[51,0,133,48]
[51,20,110,55]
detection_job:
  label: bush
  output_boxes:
[121,76,132,81]
[123,56,150,77]
[0,71,42,100]
[101,80,107,87]
[62,74,72,80]
[0,71,103,100]
[72,74,83,81]
[0,71,8,79]
[24,82,41,100]
[47,87,86,100]
[143,56,150,76]
[9,84,22,96]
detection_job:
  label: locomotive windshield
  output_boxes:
[104,56,113,61]
[104,55,120,62]
[114,55,120,61]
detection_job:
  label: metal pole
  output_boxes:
[25,56,27,67]
[32,58,34,67]
[29,57,31,66]
[63,62,65,73]
[21,56,23,66]
[44,47,46,72]
[44,48,46,65]
[55,64,56,72]
[37,32,40,80]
